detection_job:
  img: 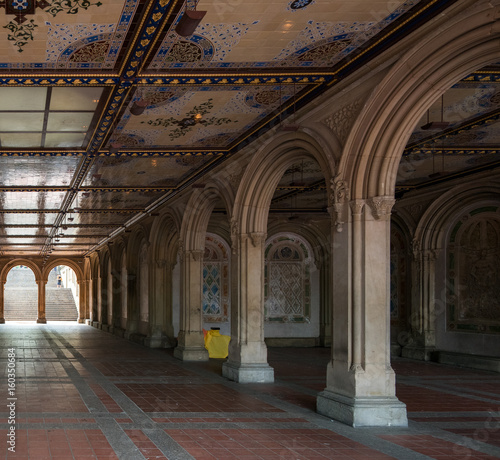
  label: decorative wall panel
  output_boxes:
[447,207,500,334]
[264,234,312,323]
[202,234,229,322]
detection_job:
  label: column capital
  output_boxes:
[249,232,266,248]
[186,249,204,262]
[366,196,396,220]
[349,199,365,215]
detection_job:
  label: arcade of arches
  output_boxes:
[0,0,500,430]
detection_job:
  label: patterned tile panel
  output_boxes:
[116,85,303,149]
[149,0,420,70]
[0,0,139,69]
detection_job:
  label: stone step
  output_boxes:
[4,287,78,321]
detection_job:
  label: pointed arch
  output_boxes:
[341,1,500,199]
[233,131,335,235]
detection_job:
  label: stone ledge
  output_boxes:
[222,362,274,383]
[265,337,320,347]
[317,391,408,427]
[436,350,500,373]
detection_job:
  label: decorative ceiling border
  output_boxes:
[457,71,500,84]
[0,77,118,86]
[404,148,500,156]
[98,149,227,157]
[138,75,329,85]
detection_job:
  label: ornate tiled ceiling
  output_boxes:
[0,0,494,257]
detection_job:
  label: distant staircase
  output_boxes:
[4,267,78,321]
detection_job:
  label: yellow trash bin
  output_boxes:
[204,328,230,358]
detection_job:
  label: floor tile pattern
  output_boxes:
[0,322,499,459]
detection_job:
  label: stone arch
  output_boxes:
[109,238,127,330]
[125,225,150,336]
[42,258,85,323]
[414,184,500,252]
[263,231,320,344]
[89,252,101,323]
[149,211,180,347]
[403,183,500,360]
[41,258,83,284]
[175,184,233,360]
[0,260,43,323]
[202,232,231,331]
[266,221,331,346]
[233,131,335,235]
[180,181,234,252]
[340,1,500,200]
[0,259,42,284]
[99,247,112,327]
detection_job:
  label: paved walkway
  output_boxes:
[0,323,499,459]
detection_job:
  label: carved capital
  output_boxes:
[188,250,204,262]
[177,239,185,263]
[249,232,266,248]
[366,196,395,220]
[156,259,167,269]
[349,199,365,216]
[411,238,421,261]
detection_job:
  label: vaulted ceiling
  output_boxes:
[0,0,497,258]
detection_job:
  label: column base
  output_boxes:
[317,390,408,427]
[222,362,274,383]
[36,318,47,324]
[0,318,5,324]
[78,319,86,324]
[174,346,209,361]
[402,344,437,361]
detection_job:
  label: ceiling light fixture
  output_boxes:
[130,98,147,116]
[175,8,207,37]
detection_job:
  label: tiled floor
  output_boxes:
[0,323,499,459]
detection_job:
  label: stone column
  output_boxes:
[78,280,88,323]
[317,196,407,427]
[0,281,5,323]
[36,280,47,324]
[174,249,208,361]
[319,253,332,347]
[222,232,274,383]
[402,245,438,360]
[100,271,108,329]
[125,273,138,335]
[145,259,175,348]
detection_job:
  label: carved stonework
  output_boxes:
[367,196,396,220]
[349,199,365,216]
[178,240,185,263]
[323,99,362,144]
[156,259,167,269]
[227,169,245,193]
[190,250,204,262]
[249,232,266,248]
[330,174,350,232]
[411,238,421,261]
[230,219,239,254]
